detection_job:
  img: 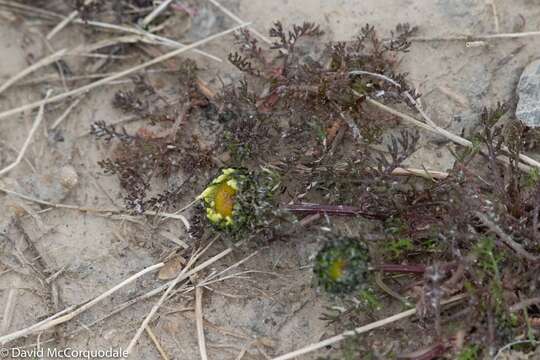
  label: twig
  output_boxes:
[0,35,146,96]
[0,186,190,228]
[46,0,95,40]
[2,305,76,345]
[145,210,190,230]
[397,343,447,360]
[0,279,19,335]
[374,263,428,274]
[0,263,164,346]
[46,10,78,40]
[494,340,537,360]
[375,272,412,307]
[410,30,540,42]
[391,167,448,180]
[145,326,170,360]
[349,70,402,88]
[271,293,467,360]
[21,249,252,350]
[141,0,174,27]
[0,50,66,95]
[283,203,381,219]
[195,286,209,360]
[510,297,540,313]
[486,0,501,33]
[475,211,539,262]
[206,0,272,44]
[159,231,189,249]
[71,18,222,63]
[235,340,259,360]
[0,0,61,20]
[50,97,82,130]
[17,69,178,86]
[351,70,540,170]
[365,97,460,141]
[71,35,141,54]
[0,185,118,213]
[403,91,437,128]
[204,251,259,288]
[0,90,51,177]
[349,70,438,128]
[126,238,227,354]
[0,23,249,121]
[365,96,540,171]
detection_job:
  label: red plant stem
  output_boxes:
[283,203,383,219]
[397,342,447,360]
[375,261,457,275]
[375,263,427,274]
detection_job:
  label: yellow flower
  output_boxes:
[327,258,346,282]
[198,168,241,226]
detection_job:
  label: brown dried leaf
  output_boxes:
[158,255,187,280]
[326,119,343,144]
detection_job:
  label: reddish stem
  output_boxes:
[375,263,427,274]
[397,342,447,360]
[375,262,457,275]
[283,203,383,219]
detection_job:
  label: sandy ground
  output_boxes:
[1,0,540,359]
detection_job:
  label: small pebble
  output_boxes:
[18,165,79,202]
[516,59,540,128]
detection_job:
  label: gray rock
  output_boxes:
[18,165,78,203]
[516,60,540,127]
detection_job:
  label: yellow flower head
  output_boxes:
[198,168,242,227]
[327,258,346,282]
[314,236,370,294]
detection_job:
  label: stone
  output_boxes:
[18,165,79,203]
[516,59,540,127]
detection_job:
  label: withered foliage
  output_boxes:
[223,23,540,359]
[305,102,540,357]
[218,21,418,166]
[92,62,213,213]
[112,76,178,124]
[90,21,540,358]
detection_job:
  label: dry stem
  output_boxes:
[486,0,501,33]
[0,90,51,177]
[50,97,83,130]
[0,278,19,335]
[0,186,190,229]
[365,97,540,171]
[271,293,467,360]
[141,0,174,27]
[0,263,164,346]
[391,167,448,180]
[19,248,253,350]
[475,211,539,262]
[126,238,226,354]
[145,326,170,360]
[46,10,78,40]
[510,297,540,313]
[0,23,249,121]
[195,286,209,360]
[0,51,66,95]
[410,30,540,42]
[72,18,222,63]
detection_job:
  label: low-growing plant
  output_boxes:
[90,20,540,359]
[313,234,371,294]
